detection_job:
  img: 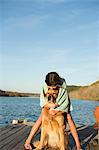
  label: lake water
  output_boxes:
[0,97,99,127]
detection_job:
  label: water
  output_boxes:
[0,97,41,127]
[0,97,99,127]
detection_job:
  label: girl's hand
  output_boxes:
[24,140,32,150]
[46,103,59,108]
[77,148,83,150]
[49,110,60,116]
[76,144,82,150]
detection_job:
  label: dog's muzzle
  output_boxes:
[48,95,56,103]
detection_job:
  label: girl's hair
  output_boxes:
[45,72,62,86]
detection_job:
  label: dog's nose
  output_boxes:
[48,95,51,101]
[48,95,55,103]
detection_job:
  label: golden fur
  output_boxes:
[34,86,69,150]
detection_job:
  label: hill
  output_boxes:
[0,81,99,100]
[67,85,81,93]
[69,80,99,100]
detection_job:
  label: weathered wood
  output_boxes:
[4,126,30,150]
[0,125,11,132]
[0,124,26,141]
[0,125,28,149]
[0,124,98,150]
[0,125,14,135]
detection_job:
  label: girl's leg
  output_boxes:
[67,113,82,150]
[24,115,42,149]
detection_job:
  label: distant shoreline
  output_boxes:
[0,96,98,101]
[0,80,99,100]
[0,90,40,97]
[70,98,99,101]
[0,96,40,98]
[0,95,40,98]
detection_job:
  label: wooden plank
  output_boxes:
[0,124,26,143]
[0,125,15,135]
[0,124,98,150]
[78,126,98,149]
[88,132,99,150]
[76,125,89,131]
[11,128,41,150]
[78,126,97,140]
[13,126,96,150]
[0,124,22,137]
[11,135,28,150]
[0,125,28,149]
[2,126,41,150]
[4,126,30,150]
[0,125,11,131]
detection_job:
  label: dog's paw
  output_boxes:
[36,145,43,150]
[33,141,40,148]
[33,142,44,150]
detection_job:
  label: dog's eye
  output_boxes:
[53,92,58,95]
[53,93,56,95]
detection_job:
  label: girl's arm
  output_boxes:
[24,115,42,149]
[67,114,82,150]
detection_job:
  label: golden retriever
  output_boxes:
[34,86,69,150]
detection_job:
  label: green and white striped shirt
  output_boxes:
[40,79,73,113]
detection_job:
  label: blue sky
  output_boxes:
[0,0,99,93]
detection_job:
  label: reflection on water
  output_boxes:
[0,97,99,127]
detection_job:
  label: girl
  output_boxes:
[24,72,82,150]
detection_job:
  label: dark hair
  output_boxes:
[45,72,62,86]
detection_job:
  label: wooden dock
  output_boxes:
[0,123,98,150]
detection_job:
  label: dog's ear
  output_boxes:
[48,87,50,91]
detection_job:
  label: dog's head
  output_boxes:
[46,86,59,103]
